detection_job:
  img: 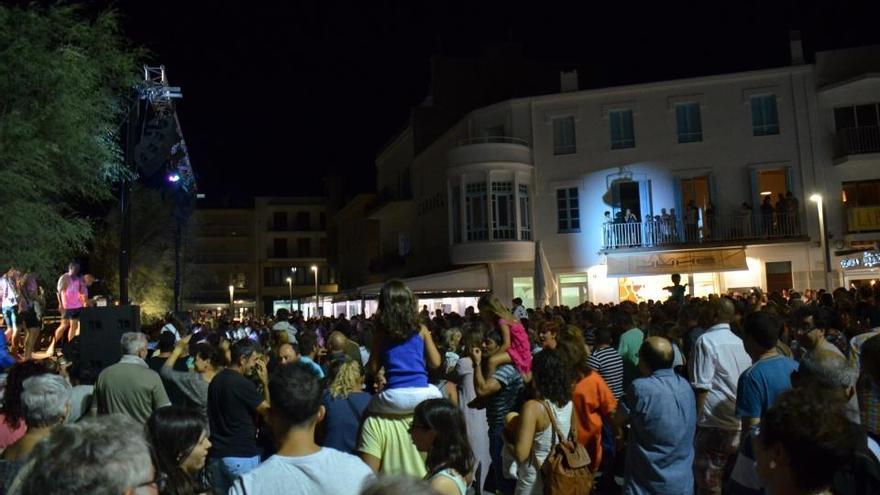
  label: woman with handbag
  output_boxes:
[511,349,581,494]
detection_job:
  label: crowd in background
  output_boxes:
[0,275,878,494]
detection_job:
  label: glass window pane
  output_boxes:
[856,104,879,127]
[835,107,856,131]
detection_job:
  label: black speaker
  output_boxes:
[78,305,141,372]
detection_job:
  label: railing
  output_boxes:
[458,136,530,146]
[195,226,250,237]
[191,253,250,263]
[602,213,805,250]
[834,126,880,157]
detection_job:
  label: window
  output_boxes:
[485,124,505,138]
[512,277,534,310]
[465,183,488,241]
[557,187,580,233]
[609,110,635,149]
[676,103,702,143]
[553,116,576,155]
[519,184,531,240]
[843,180,880,206]
[273,238,287,258]
[272,211,287,231]
[319,212,326,230]
[835,103,880,131]
[751,95,779,136]
[492,182,516,240]
[297,238,311,257]
[295,212,310,230]
[451,185,462,243]
[319,238,327,257]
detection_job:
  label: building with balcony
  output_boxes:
[185,197,337,317]
[335,39,880,311]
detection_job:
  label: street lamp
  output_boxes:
[285,277,293,314]
[290,267,299,313]
[228,284,234,318]
[311,265,319,318]
[810,194,834,290]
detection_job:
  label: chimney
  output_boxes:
[790,30,805,65]
[560,70,579,93]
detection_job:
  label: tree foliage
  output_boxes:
[0,4,141,278]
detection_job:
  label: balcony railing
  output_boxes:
[602,213,805,250]
[834,126,880,158]
[458,136,529,146]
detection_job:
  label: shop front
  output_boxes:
[839,250,880,288]
[605,248,749,303]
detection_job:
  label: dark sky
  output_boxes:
[110,0,880,200]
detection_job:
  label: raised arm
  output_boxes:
[420,326,442,370]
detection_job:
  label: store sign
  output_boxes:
[839,251,880,270]
[606,248,748,277]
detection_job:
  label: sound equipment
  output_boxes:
[78,305,141,371]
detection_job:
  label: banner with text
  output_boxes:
[606,248,748,277]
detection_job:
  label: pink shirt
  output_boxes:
[0,414,26,449]
[59,275,84,310]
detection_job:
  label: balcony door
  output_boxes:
[610,179,651,221]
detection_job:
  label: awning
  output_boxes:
[606,248,748,277]
[357,265,491,297]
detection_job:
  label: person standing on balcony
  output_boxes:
[686,200,699,242]
[624,209,639,247]
[706,201,717,240]
[786,191,800,235]
[644,214,655,247]
[603,211,614,249]
[760,197,774,237]
[776,193,789,235]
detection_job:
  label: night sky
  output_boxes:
[110,0,880,200]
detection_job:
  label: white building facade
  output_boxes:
[359,44,880,310]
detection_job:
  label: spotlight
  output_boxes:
[168,173,180,183]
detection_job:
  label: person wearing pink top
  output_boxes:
[477,294,533,382]
[47,262,86,356]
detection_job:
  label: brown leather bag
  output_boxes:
[538,400,592,495]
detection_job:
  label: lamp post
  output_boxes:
[291,267,298,314]
[228,284,235,319]
[286,277,293,314]
[810,194,834,290]
[311,265,319,318]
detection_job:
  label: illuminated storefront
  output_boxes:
[840,250,880,288]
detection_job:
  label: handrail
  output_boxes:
[834,126,880,157]
[602,213,806,250]
[457,136,529,147]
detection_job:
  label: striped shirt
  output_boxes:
[486,364,524,428]
[588,346,624,399]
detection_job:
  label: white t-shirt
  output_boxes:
[689,323,752,430]
[229,448,374,495]
[161,323,181,341]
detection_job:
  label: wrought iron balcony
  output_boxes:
[834,126,880,158]
[601,213,806,250]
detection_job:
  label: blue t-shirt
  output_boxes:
[321,391,372,454]
[735,356,799,419]
[382,331,428,389]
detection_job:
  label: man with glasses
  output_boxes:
[15,414,160,494]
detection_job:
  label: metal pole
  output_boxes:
[287,278,293,314]
[817,199,835,290]
[173,217,183,313]
[314,269,319,318]
[119,93,140,305]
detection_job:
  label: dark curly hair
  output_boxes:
[377,280,419,342]
[759,387,859,493]
[192,342,228,369]
[414,399,474,479]
[532,349,573,407]
[1,360,52,428]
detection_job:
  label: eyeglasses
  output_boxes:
[136,471,168,493]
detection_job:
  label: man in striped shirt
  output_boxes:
[589,327,624,399]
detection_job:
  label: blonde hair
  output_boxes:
[329,359,363,399]
[477,294,516,322]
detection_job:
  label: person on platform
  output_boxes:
[1,268,21,348]
[48,262,87,356]
[95,332,171,424]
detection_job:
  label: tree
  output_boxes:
[0,4,141,278]
[90,187,202,323]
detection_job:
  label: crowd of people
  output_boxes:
[0,272,879,494]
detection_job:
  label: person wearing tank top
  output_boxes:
[511,349,578,495]
[47,262,86,356]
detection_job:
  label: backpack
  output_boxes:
[538,400,592,495]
